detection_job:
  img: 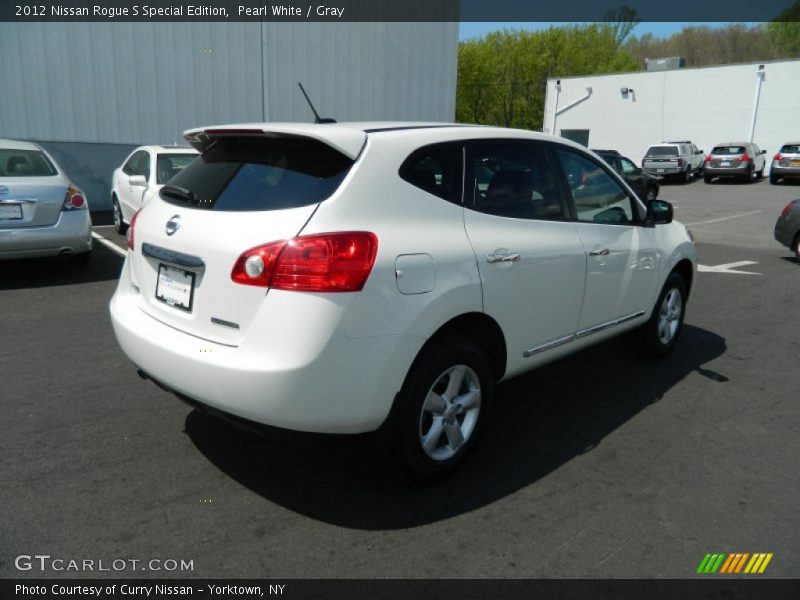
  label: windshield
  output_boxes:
[161,136,354,211]
[646,147,679,157]
[0,149,58,177]
[156,154,197,184]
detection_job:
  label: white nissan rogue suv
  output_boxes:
[110,122,696,481]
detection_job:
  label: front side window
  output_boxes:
[556,148,635,225]
[399,143,462,204]
[136,151,151,181]
[0,149,57,177]
[467,142,565,221]
[123,151,144,176]
[620,157,638,175]
[161,136,353,212]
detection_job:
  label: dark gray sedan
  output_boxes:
[774,199,800,259]
[770,142,800,184]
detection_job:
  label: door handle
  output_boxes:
[589,247,610,256]
[486,252,521,264]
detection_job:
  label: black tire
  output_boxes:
[793,232,800,263]
[683,168,691,184]
[704,175,713,184]
[745,165,755,183]
[640,272,687,358]
[770,175,779,185]
[392,335,494,483]
[757,166,764,180]
[113,197,128,235]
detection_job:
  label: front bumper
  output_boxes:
[109,257,422,434]
[0,210,92,260]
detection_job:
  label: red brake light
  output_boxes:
[740,153,751,162]
[62,186,86,210]
[231,232,378,292]
[704,155,712,163]
[127,209,141,251]
[774,154,783,161]
[676,158,683,167]
[781,200,799,219]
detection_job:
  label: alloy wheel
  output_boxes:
[418,364,481,461]
[658,288,683,345]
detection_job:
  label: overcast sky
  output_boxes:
[458,22,760,41]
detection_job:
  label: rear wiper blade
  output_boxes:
[160,185,197,204]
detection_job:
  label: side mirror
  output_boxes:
[760,149,766,155]
[647,199,673,225]
[696,149,703,154]
[128,175,147,188]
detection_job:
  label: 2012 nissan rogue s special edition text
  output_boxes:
[109,123,697,481]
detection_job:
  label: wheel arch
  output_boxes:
[672,258,694,296]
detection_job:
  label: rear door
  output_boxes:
[554,146,660,335]
[127,133,360,346]
[0,148,67,229]
[463,139,586,376]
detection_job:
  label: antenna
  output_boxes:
[297,82,337,124]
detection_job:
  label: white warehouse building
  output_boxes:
[543,59,800,173]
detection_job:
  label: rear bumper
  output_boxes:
[704,165,750,177]
[109,258,422,434]
[0,210,92,260]
[774,217,797,248]
[643,167,683,176]
[771,165,800,178]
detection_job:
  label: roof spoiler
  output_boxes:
[183,124,366,159]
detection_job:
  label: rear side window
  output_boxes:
[712,146,746,155]
[399,143,462,204]
[160,136,353,211]
[779,144,800,154]
[0,149,57,177]
[646,146,679,157]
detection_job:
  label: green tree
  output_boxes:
[766,1,800,57]
[456,24,638,131]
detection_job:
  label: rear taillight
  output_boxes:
[780,200,799,219]
[704,155,712,163]
[676,158,683,167]
[774,154,783,161]
[62,186,87,211]
[127,209,141,251]
[740,153,751,162]
[231,232,378,292]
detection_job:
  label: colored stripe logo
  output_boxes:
[696,553,773,574]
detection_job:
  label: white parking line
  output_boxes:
[685,210,763,226]
[91,231,127,257]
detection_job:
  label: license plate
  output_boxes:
[791,160,800,167]
[156,264,195,312]
[720,161,731,167]
[0,204,22,220]
[657,169,665,173]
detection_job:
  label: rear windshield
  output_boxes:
[0,149,57,177]
[156,154,196,185]
[779,144,800,154]
[160,136,354,211]
[712,146,746,155]
[645,146,679,157]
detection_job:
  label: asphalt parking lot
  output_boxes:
[2,177,799,579]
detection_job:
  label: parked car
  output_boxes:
[774,199,800,259]
[703,142,767,183]
[593,149,660,201]
[0,139,92,263]
[109,122,697,481]
[111,146,198,234]
[642,141,704,183]
[770,142,800,185]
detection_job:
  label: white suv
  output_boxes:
[110,123,696,481]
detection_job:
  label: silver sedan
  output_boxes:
[0,139,92,263]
